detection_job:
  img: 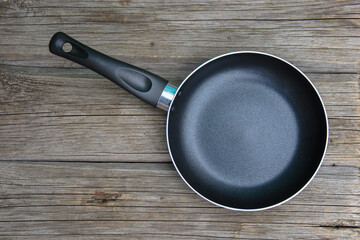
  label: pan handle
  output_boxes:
[49,32,175,110]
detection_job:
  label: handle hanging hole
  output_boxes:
[62,42,72,53]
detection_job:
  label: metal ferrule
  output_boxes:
[157,84,177,111]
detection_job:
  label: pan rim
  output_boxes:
[165,50,329,211]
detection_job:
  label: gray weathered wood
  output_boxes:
[0,0,359,239]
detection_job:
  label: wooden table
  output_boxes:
[0,0,359,239]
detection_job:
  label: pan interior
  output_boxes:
[167,53,327,209]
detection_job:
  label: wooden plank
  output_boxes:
[1,1,360,74]
[0,222,358,239]
[0,70,359,161]
[0,162,358,239]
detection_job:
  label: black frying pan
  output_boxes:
[49,32,328,211]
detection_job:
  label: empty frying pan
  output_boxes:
[49,32,328,211]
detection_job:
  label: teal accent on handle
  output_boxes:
[164,84,177,95]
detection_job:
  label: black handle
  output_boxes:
[49,32,168,107]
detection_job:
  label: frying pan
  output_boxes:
[49,32,328,211]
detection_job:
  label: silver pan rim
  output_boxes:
[165,50,329,211]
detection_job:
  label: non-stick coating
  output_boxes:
[167,52,328,210]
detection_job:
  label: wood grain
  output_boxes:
[0,0,359,239]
